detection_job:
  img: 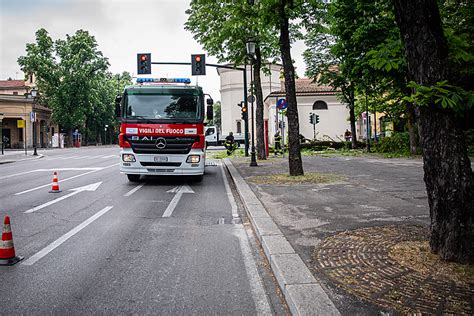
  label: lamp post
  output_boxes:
[0,112,4,155]
[104,125,109,145]
[31,89,38,156]
[246,39,258,167]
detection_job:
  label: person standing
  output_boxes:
[224,132,235,156]
[274,131,282,156]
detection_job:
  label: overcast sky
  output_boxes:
[0,0,307,101]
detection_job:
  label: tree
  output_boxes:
[305,0,420,152]
[185,0,280,160]
[18,28,110,146]
[257,0,308,175]
[393,0,473,262]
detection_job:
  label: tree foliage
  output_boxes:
[17,28,126,145]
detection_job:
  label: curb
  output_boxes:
[223,158,340,316]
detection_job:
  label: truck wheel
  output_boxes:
[127,174,140,182]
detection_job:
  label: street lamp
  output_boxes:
[31,89,38,156]
[0,112,4,155]
[104,125,109,145]
[246,39,258,167]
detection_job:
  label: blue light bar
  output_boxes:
[136,78,191,84]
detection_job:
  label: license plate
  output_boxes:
[154,156,168,162]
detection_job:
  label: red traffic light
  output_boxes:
[140,54,147,61]
[195,55,201,62]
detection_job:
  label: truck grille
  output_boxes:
[127,136,198,154]
[140,162,182,167]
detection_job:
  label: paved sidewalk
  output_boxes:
[224,155,473,315]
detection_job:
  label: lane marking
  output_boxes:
[15,163,118,196]
[24,182,102,213]
[0,168,102,181]
[22,206,114,266]
[124,183,145,197]
[234,228,273,315]
[220,161,239,219]
[221,159,271,313]
[162,185,195,217]
[100,155,117,159]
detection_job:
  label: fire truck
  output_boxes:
[116,78,213,182]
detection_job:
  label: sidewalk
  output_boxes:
[224,155,473,315]
[0,149,43,164]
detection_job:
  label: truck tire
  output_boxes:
[127,174,141,182]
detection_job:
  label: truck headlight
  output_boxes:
[122,154,136,162]
[186,155,200,163]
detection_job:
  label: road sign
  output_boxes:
[277,98,287,110]
[17,120,25,128]
[30,111,36,123]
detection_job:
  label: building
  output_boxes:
[0,78,57,149]
[265,78,351,144]
[217,66,351,147]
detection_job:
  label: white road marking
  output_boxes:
[85,155,107,160]
[220,161,239,219]
[24,182,102,213]
[22,206,113,266]
[15,163,118,196]
[0,168,102,181]
[124,183,145,197]
[162,185,195,217]
[221,159,272,314]
[100,155,117,159]
[0,170,41,180]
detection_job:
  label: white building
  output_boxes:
[265,79,351,144]
[217,66,351,146]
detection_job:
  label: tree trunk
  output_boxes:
[394,0,474,262]
[348,88,358,149]
[254,46,266,160]
[278,0,303,176]
[349,103,357,149]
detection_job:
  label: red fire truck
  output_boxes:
[116,78,213,182]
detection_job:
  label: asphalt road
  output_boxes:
[0,146,284,314]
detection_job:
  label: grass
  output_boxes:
[206,149,245,159]
[301,148,368,157]
[247,172,344,185]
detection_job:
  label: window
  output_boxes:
[13,92,18,95]
[236,121,242,134]
[312,100,328,110]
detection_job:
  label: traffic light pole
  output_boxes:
[151,61,249,157]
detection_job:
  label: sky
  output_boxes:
[0,0,308,102]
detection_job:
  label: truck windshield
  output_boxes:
[124,93,201,122]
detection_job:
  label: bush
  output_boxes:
[375,132,410,155]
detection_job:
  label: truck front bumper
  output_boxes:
[120,148,205,176]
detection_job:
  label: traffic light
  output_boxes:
[241,104,248,120]
[137,53,151,75]
[315,114,320,124]
[191,54,206,76]
[309,113,314,124]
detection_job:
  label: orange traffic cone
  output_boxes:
[49,171,61,193]
[0,215,23,265]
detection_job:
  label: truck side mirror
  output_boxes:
[207,105,214,121]
[115,95,122,118]
[206,98,214,106]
